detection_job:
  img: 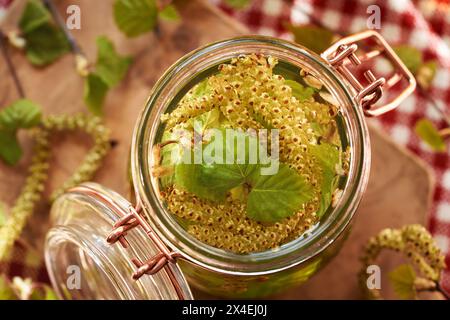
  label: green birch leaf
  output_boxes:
[175,162,229,202]
[0,131,23,166]
[159,130,178,188]
[285,80,315,101]
[415,119,446,152]
[393,46,423,74]
[95,36,133,88]
[18,0,70,66]
[84,73,109,116]
[161,109,221,188]
[0,99,42,130]
[173,128,313,222]
[0,99,41,165]
[198,129,260,191]
[310,143,340,217]
[113,0,158,37]
[23,24,70,66]
[174,129,257,201]
[247,164,313,222]
[19,0,51,34]
[388,264,417,300]
[159,4,181,22]
[288,25,334,54]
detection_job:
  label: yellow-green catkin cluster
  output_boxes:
[160,54,342,254]
[0,114,110,260]
[359,224,446,299]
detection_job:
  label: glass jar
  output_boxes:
[45,31,415,299]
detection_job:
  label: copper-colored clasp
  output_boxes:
[106,207,140,248]
[103,200,186,297]
[105,201,180,279]
[131,251,182,280]
[70,185,182,287]
[321,30,416,117]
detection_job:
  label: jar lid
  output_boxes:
[44,182,193,300]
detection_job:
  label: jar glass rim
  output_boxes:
[131,36,371,275]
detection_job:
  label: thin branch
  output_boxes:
[0,31,25,98]
[154,22,163,39]
[42,0,84,56]
[418,86,450,127]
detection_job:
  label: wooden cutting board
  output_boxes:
[0,0,434,299]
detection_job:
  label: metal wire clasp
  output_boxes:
[321,30,416,117]
[106,202,181,280]
[69,185,181,282]
[68,184,189,299]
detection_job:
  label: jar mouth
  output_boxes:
[131,36,371,275]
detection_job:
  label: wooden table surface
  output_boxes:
[0,0,434,299]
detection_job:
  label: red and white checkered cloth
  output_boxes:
[212,0,450,293]
[0,0,12,21]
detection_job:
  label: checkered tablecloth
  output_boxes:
[212,0,450,293]
[0,0,12,21]
[1,0,450,297]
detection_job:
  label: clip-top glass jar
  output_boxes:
[44,31,416,299]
